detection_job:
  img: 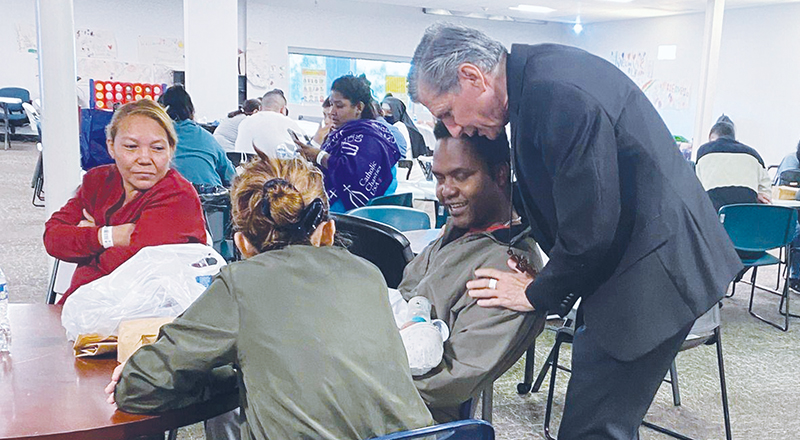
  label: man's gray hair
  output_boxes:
[408,23,507,101]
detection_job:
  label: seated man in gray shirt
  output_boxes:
[398,121,546,422]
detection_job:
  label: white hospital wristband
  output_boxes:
[315,151,328,166]
[101,226,114,248]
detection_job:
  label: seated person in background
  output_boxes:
[382,95,428,158]
[43,99,207,304]
[213,98,261,152]
[294,74,400,212]
[775,139,800,185]
[310,96,334,147]
[397,121,546,422]
[235,89,304,158]
[106,152,433,440]
[372,99,408,159]
[695,114,771,212]
[776,140,800,291]
[158,85,235,188]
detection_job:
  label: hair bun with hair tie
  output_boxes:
[261,178,296,221]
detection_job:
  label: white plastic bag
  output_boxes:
[61,243,226,341]
[400,321,449,376]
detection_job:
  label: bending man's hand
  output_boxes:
[105,362,126,405]
[466,258,536,312]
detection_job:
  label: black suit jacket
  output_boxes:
[507,44,743,361]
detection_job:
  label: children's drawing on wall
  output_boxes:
[641,80,691,111]
[16,24,37,54]
[77,59,170,90]
[138,36,185,70]
[611,51,653,87]
[76,29,117,59]
[78,59,125,82]
[246,39,271,88]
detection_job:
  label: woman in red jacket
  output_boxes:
[44,99,207,304]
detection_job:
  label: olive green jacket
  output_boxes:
[116,245,433,440]
[398,223,546,422]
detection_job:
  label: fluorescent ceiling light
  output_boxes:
[422,8,545,23]
[423,8,452,16]
[509,5,556,13]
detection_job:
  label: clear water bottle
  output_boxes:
[0,268,9,352]
[406,296,431,324]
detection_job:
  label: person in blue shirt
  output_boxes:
[158,85,235,188]
[775,140,800,290]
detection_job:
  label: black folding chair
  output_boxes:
[331,213,414,289]
[534,306,731,440]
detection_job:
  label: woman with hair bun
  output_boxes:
[106,150,433,440]
[294,74,401,212]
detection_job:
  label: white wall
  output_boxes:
[573,3,800,166]
[1,0,40,98]
[714,3,800,166]
[184,0,239,122]
[246,0,573,121]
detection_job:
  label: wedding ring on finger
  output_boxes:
[488,278,498,290]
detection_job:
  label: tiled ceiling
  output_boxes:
[344,0,800,23]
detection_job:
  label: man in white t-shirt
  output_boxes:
[234,89,304,158]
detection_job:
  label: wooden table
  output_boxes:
[0,97,22,150]
[773,199,800,208]
[0,304,238,440]
[404,228,442,255]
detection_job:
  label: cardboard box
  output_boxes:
[117,317,175,363]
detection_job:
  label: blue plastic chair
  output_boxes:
[348,206,431,232]
[719,203,798,330]
[0,87,30,130]
[367,419,494,440]
[367,192,414,208]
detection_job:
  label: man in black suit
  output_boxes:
[408,23,743,439]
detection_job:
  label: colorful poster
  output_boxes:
[385,75,407,95]
[302,69,327,104]
[76,29,117,59]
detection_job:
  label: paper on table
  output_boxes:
[117,317,174,363]
[73,334,117,358]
